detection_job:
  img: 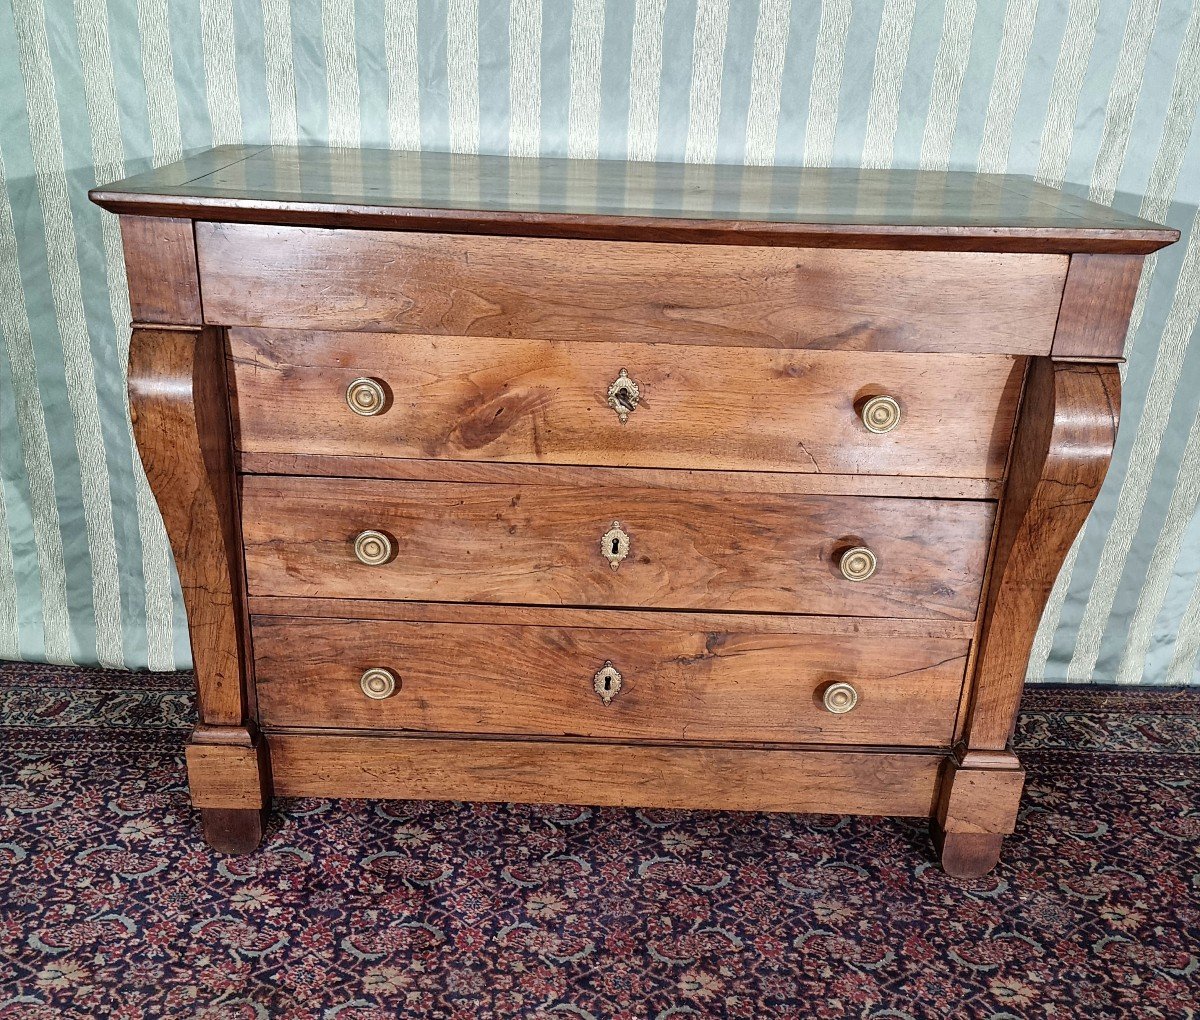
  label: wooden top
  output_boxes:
[91,145,1177,254]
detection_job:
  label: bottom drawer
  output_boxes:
[252,613,968,747]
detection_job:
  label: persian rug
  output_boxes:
[1,662,1197,1019]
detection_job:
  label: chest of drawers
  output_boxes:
[92,147,1176,877]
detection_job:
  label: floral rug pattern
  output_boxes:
[1,662,1198,1019]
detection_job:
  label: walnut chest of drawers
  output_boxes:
[92,146,1176,877]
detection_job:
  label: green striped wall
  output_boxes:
[0,0,1197,683]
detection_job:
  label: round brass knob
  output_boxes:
[360,667,399,700]
[823,682,858,714]
[860,394,901,434]
[346,377,387,416]
[839,546,877,582]
[353,529,394,565]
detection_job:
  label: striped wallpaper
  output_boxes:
[0,0,1197,684]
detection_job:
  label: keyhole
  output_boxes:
[611,537,620,555]
[615,386,634,411]
[593,661,623,704]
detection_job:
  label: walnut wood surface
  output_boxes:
[119,216,201,325]
[128,327,249,727]
[203,227,1066,354]
[129,325,268,844]
[246,597,978,640]
[267,733,942,816]
[238,452,1003,499]
[185,726,271,809]
[252,614,967,746]
[92,146,1178,253]
[98,144,1169,873]
[241,475,994,620]
[931,748,1025,878]
[932,831,1006,879]
[228,329,1025,479]
[1050,253,1143,360]
[964,359,1120,751]
[934,750,1025,834]
[199,808,266,856]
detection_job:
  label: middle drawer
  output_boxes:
[241,475,995,620]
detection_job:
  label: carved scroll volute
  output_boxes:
[128,326,249,728]
[964,358,1120,752]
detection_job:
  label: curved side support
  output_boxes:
[934,358,1120,876]
[128,326,269,852]
[968,358,1120,750]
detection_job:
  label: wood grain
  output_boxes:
[933,832,1006,879]
[963,359,1120,751]
[128,325,268,840]
[1050,253,1143,360]
[185,726,271,809]
[252,614,967,746]
[119,217,201,325]
[228,329,1025,479]
[241,475,995,620]
[246,597,979,640]
[931,748,1025,878]
[934,750,1025,834]
[267,733,943,816]
[97,147,1170,873]
[128,327,250,726]
[237,452,1003,499]
[202,225,1067,354]
[92,146,1179,254]
[199,809,268,856]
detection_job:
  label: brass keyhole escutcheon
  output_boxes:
[593,661,623,705]
[839,546,877,582]
[607,369,641,424]
[600,521,630,571]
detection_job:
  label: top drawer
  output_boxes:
[228,329,1024,479]
[197,223,1066,354]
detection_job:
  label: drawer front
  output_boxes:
[229,329,1024,480]
[200,223,1066,354]
[241,475,994,621]
[253,614,968,747]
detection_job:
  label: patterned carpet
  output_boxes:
[1,663,1198,1019]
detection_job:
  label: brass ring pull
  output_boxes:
[607,369,641,424]
[859,394,901,434]
[839,546,877,582]
[360,667,399,700]
[600,521,630,571]
[593,661,623,705]
[346,377,388,416]
[823,682,858,714]
[354,529,394,565]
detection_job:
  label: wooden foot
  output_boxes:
[200,807,266,854]
[186,725,273,855]
[931,824,1004,878]
[931,747,1024,877]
